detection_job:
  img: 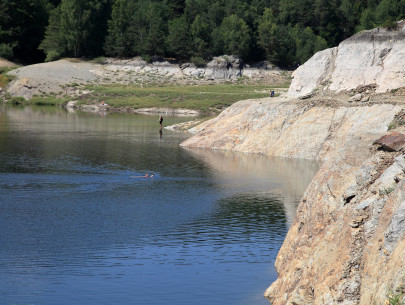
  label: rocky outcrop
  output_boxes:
[181,97,401,161]
[264,127,405,305]
[289,20,405,98]
[181,96,405,304]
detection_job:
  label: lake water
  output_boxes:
[0,105,319,305]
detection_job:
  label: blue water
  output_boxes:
[0,105,319,305]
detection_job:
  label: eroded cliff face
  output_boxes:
[265,127,405,305]
[289,20,405,98]
[181,97,405,304]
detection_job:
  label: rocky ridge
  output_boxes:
[181,24,405,305]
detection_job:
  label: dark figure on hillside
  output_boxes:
[159,115,163,131]
[270,91,275,97]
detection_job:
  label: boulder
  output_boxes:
[66,100,77,108]
[349,93,362,102]
[373,131,405,152]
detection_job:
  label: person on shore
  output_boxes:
[159,115,163,131]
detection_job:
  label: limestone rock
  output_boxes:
[66,100,77,108]
[349,93,362,102]
[181,98,401,162]
[289,21,405,98]
[299,92,315,100]
[289,47,337,98]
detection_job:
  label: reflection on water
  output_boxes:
[183,148,319,225]
[0,105,319,305]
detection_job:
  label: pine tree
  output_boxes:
[41,0,111,60]
[214,14,251,59]
[104,0,135,57]
[166,16,192,59]
[190,15,212,59]
[39,6,65,61]
[257,8,278,62]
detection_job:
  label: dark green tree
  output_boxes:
[167,0,186,18]
[190,15,212,58]
[166,16,191,59]
[258,8,297,66]
[41,0,111,60]
[213,14,251,59]
[339,0,358,37]
[356,8,376,31]
[0,0,49,62]
[375,0,400,25]
[278,0,298,25]
[104,0,135,57]
[39,5,65,61]
[313,0,343,46]
[257,8,278,62]
[291,25,328,65]
[142,1,168,56]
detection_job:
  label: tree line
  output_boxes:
[1,0,405,67]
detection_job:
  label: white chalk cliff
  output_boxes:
[289,20,405,97]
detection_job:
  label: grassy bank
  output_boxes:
[75,83,282,112]
[8,83,285,112]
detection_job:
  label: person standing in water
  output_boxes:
[159,115,163,131]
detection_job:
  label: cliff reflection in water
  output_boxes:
[183,148,320,225]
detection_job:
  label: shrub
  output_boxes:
[388,119,405,130]
[0,43,14,60]
[45,49,62,62]
[141,54,152,63]
[92,57,107,64]
[9,96,27,105]
[191,56,206,67]
[382,19,398,31]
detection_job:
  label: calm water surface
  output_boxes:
[0,105,319,305]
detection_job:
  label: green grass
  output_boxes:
[384,292,405,305]
[30,96,70,106]
[388,119,405,130]
[81,83,278,113]
[0,66,18,88]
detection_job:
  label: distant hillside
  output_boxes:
[1,0,405,66]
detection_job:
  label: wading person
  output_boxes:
[159,115,163,131]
